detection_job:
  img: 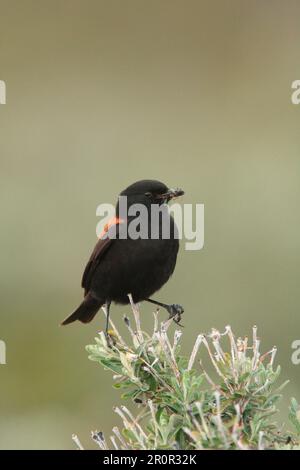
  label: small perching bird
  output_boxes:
[61,180,184,332]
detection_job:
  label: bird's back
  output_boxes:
[90,215,179,304]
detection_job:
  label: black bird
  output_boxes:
[61,180,184,331]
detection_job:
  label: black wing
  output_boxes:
[81,236,113,295]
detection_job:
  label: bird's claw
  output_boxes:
[105,330,116,348]
[167,304,184,327]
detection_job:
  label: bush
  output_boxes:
[77,299,300,450]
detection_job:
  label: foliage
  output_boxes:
[78,300,300,450]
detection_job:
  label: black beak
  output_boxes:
[160,187,185,202]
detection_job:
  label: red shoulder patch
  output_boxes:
[98,217,124,239]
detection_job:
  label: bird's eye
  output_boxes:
[145,192,152,198]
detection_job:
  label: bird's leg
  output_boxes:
[145,298,184,327]
[104,301,112,345]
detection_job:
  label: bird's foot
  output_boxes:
[166,304,184,327]
[105,329,117,348]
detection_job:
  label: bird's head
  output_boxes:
[117,179,184,210]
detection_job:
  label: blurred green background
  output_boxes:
[1,0,300,449]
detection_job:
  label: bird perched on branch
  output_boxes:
[61,179,184,333]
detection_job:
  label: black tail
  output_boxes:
[61,293,102,325]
